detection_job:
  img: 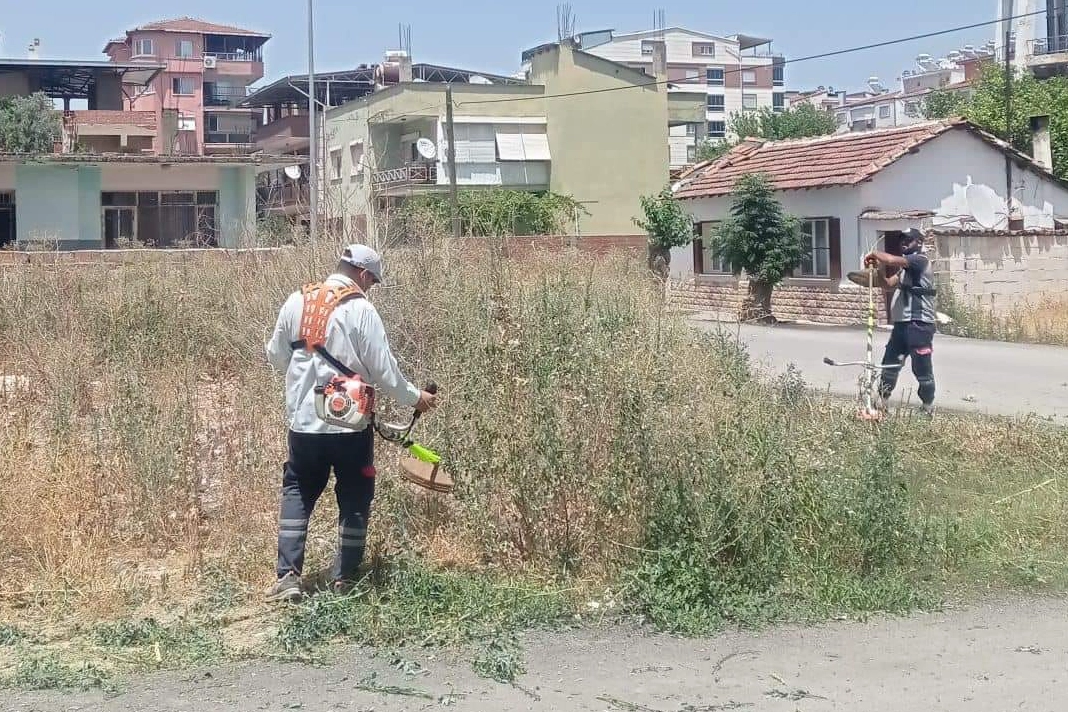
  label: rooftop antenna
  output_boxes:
[397,23,412,57]
[557,4,576,42]
[653,8,666,39]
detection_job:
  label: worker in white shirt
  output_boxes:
[264,244,437,602]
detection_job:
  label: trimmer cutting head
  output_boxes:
[846,269,892,289]
[399,457,455,493]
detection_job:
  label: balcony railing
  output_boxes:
[1031,35,1068,56]
[371,163,438,189]
[204,88,249,107]
[205,132,254,145]
[204,50,263,63]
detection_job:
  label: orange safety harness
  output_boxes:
[289,282,365,377]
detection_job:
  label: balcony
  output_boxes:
[1028,35,1068,77]
[59,110,157,154]
[205,132,255,155]
[204,87,250,108]
[258,179,309,216]
[371,163,438,191]
[255,114,311,154]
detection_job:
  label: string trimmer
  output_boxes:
[315,378,454,493]
[823,266,902,422]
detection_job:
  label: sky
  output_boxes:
[2,0,1002,94]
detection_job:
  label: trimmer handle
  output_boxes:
[412,381,438,422]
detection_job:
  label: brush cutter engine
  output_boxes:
[313,374,376,431]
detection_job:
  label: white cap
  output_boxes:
[340,244,383,283]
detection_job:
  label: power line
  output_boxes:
[457,9,1044,108]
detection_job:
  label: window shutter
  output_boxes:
[828,217,842,280]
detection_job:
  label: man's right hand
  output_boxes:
[415,390,438,413]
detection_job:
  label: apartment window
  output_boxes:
[707,94,725,112]
[742,93,758,110]
[796,219,831,278]
[349,141,365,180]
[879,105,892,119]
[172,77,196,96]
[773,65,785,86]
[329,147,343,181]
[641,40,655,56]
[904,101,921,117]
[685,68,701,83]
[101,191,217,248]
[706,67,725,86]
[134,39,154,57]
[742,70,757,85]
[686,145,697,163]
[836,112,848,125]
[773,92,785,112]
[177,116,196,132]
[695,221,730,274]
[707,121,726,138]
[693,42,716,57]
[176,40,194,59]
[685,123,697,137]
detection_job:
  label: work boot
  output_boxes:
[266,572,303,603]
[919,403,936,419]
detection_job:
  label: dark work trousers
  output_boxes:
[276,428,376,583]
[878,320,936,406]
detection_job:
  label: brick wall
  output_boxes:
[931,229,1068,312]
[671,278,875,325]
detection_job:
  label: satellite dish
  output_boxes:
[965,182,1001,228]
[284,165,302,180]
[416,137,437,160]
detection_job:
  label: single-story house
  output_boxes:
[0,153,288,250]
[668,117,1068,323]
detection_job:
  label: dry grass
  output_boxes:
[940,291,1068,346]
[0,234,1066,666]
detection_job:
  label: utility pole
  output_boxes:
[1004,0,1015,210]
[307,0,318,245]
[445,85,460,238]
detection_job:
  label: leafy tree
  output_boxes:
[634,186,694,281]
[920,88,968,120]
[707,173,804,322]
[695,103,837,164]
[922,63,1068,177]
[0,93,61,154]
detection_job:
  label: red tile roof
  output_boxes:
[674,118,989,200]
[133,17,269,38]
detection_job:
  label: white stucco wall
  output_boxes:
[673,127,1068,281]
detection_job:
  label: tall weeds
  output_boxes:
[0,235,1066,640]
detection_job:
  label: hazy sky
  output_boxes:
[2,0,1001,93]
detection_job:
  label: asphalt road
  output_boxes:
[11,596,1068,712]
[692,318,1068,421]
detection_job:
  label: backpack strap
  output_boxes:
[289,282,365,376]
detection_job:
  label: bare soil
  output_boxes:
[11,595,1068,711]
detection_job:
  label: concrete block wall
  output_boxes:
[931,230,1068,312]
[671,279,874,325]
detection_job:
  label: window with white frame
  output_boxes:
[879,104,892,119]
[706,67,725,85]
[773,92,785,112]
[904,101,921,117]
[172,77,196,95]
[176,40,194,58]
[685,68,701,83]
[707,94,725,112]
[707,120,726,138]
[685,123,697,137]
[329,147,343,181]
[773,65,785,86]
[641,40,655,56]
[349,141,365,180]
[697,221,730,274]
[796,219,831,278]
[742,70,757,85]
[742,93,758,110]
[134,38,154,56]
[693,42,716,57]
[687,145,697,163]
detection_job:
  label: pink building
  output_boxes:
[104,17,270,156]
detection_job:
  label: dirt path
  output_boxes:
[692,318,1068,421]
[11,596,1068,712]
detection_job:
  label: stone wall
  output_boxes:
[930,229,1068,312]
[671,278,876,325]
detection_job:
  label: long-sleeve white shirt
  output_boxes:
[265,273,421,434]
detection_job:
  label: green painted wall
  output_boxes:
[15,164,102,247]
[218,165,255,248]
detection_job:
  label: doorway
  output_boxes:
[0,192,14,248]
[102,207,136,249]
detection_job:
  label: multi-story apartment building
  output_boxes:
[573,27,785,167]
[104,17,270,155]
[1003,0,1068,77]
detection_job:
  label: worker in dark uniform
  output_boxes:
[864,228,938,417]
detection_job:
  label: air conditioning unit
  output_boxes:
[203,55,217,69]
